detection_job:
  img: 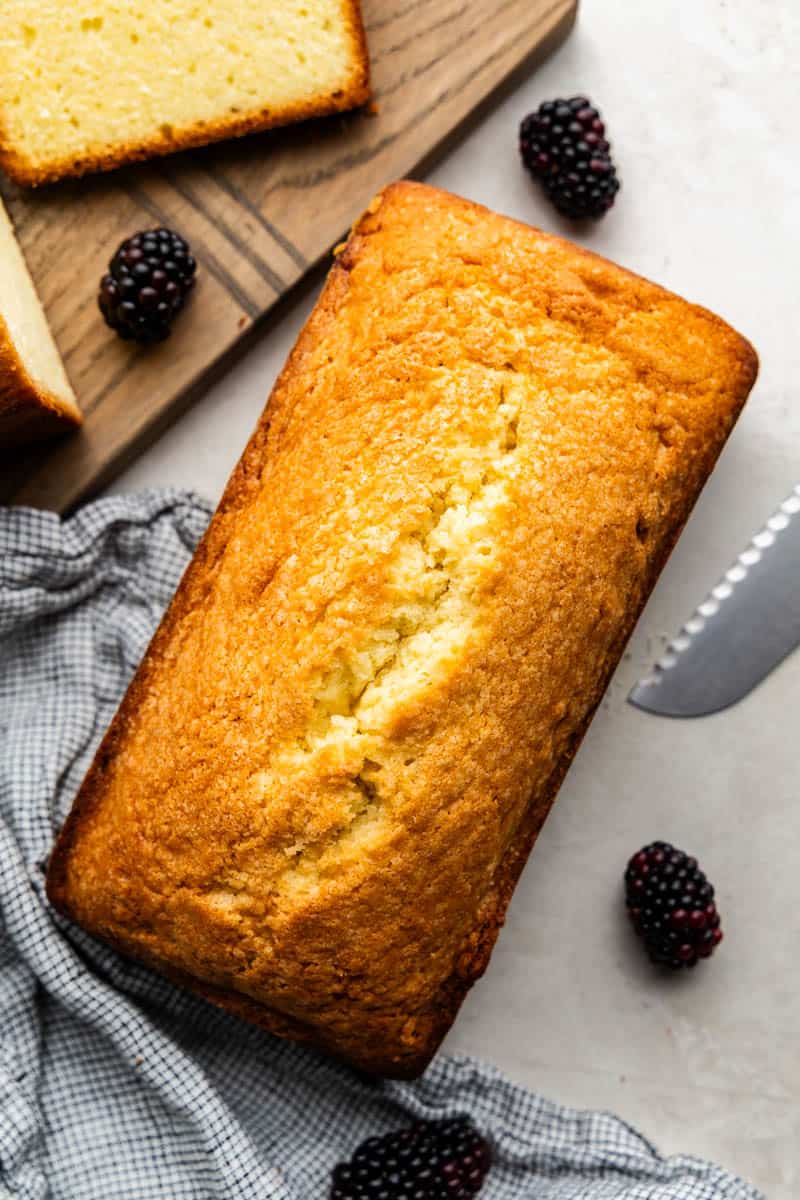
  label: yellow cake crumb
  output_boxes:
[0,0,370,185]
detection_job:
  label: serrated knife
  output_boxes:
[628,485,800,717]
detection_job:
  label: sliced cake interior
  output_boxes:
[0,197,80,440]
[0,1,370,184]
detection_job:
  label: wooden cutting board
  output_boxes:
[0,0,577,512]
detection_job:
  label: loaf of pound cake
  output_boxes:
[0,196,80,445]
[48,182,757,1077]
[0,1,370,186]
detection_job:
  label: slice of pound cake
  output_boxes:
[0,197,80,445]
[0,1,370,186]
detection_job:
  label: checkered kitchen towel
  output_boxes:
[0,490,765,1200]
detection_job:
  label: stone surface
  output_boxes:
[112,2,798,1193]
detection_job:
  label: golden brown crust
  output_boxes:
[0,313,82,446]
[0,1,371,188]
[47,181,757,1077]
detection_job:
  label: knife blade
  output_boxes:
[628,485,800,717]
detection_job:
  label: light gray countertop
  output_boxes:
[111,3,799,1193]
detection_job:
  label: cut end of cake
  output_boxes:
[0,198,80,445]
[0,1,371,186]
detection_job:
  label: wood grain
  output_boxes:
[0,0,577,512]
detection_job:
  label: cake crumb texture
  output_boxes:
[0,196,80,445]
[47,182,757,1076]
[0,1,370,185]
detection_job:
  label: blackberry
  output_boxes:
[99,228,197,344]
[519,95,620,220]
[330,1116,491,1199]
[625,842,723,969]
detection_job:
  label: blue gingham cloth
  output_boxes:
[0,490,765,1200]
